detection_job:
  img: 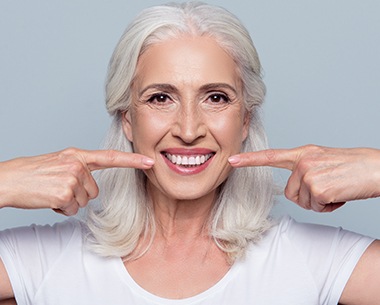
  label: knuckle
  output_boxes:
[68,161,85,176]
[284,186,297,203]
[303,144,327,160]
[64,206,79,216]
[104,150,119,164]
[77,198,89,208]
[265,149,277,163]
[302,172,315,186]
[310,186,332,205]
[58,147,79,160]
[56,187,75,204]
[58,148,88,174]
[88,185,99,199]
[303,144,321,152]
[61,147,79,155]
[284,189,293,202]
[65,175,80,188]
[297,160,311,173]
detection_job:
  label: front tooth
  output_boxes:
[167,153,213,165]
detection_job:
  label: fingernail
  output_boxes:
[142,158,155,166]
[228,155,241,164]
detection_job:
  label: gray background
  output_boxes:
[1,0,379,237]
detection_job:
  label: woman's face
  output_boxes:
[123,35,249,201]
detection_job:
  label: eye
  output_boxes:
[147,93,171,104]
[207,93,230,104]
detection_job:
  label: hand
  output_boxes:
[228,145,380,212]
[0,148,154,216]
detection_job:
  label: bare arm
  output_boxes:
[339,240,380,305]
[0,148,154,215]
[0,299,16,305]
[0,258,14,301]
[0,148,154,301]
[229,145,380,303]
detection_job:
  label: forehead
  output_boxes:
[134,35,241,89]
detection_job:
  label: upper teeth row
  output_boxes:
[165,153,213,166]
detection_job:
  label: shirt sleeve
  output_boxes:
[0,219,81,304]
[282,216,375,305]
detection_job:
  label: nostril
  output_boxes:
[169,105,207,144]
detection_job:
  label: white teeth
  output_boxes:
[165,153,213,166]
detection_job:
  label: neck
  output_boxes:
[148,185,218,241]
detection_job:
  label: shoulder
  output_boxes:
[239,216,375,303]
[257,215,374,300]
[270,215,374,255]
[250,215,374,282]
[0,218,85,259]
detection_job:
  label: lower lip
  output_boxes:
[162,154,213,175]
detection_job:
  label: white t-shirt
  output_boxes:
[0,216,373,305]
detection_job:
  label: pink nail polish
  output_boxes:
[143,158,154,166]
[228,155,240,164]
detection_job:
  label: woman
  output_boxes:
[1,2,380,304]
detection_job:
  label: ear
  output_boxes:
[242,111,250,141]
[122,111,133,142]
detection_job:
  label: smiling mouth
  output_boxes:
[163,152,215,167]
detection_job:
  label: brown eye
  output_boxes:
[208,93,230,104]
[148,93,170,103]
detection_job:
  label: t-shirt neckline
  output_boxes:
[114,255,243,304]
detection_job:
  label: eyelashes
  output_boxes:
[144,92,231,106]
[146,93,171,104]
[207,93,231,104]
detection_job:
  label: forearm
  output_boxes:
[0,299,17,305]
[230,145,380,212]
[0,160,19,209]
[0,258,14,301]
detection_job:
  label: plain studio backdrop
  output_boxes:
[0,0,379,237]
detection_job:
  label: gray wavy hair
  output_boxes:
[86,1,275,262]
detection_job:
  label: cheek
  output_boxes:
[209,112,246,149]
[130,112,173,154]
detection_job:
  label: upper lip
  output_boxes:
[162,148,215,155]
[161,148,215,167]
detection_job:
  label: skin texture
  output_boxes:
[122,36,249,298]
[229,145,380,212]
[123,36,248,204]
[1,36,380,302]
[0,299,16,305]
[0,148,154,215]
[0,148,154,301]
[229,145,380,304]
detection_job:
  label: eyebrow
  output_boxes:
[139,84,178,97]
[139,83,238,97]
[199,83,238,95]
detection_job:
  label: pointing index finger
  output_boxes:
[80,150,155,171]
[228,148,301,170]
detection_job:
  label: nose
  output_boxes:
[171,102,207,144]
